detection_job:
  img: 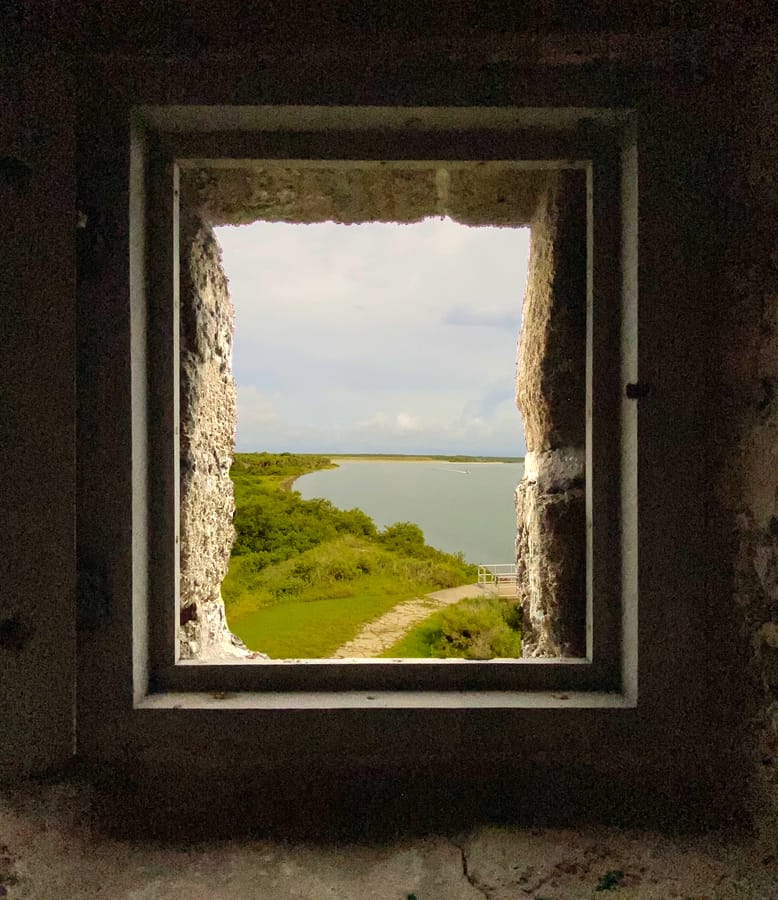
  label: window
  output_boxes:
[126,106,637,708]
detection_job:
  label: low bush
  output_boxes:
[377,521,426,555]
[431,597,521,659]
[383,595,522,659]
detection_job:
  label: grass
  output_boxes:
[229,576,440,658]
[225,532,469,657]
[222,453,478,658]
[380,609,449,658]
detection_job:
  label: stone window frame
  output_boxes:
[129,105,637,709]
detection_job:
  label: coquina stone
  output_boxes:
[181,165,550,228]
[523,447,586,494]
[515,477,586,657]
[516,171,586,453]
[178,215,254,660]
[515,171,587,657]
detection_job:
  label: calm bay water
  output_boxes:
[296,461,524,564]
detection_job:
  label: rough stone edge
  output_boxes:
[515,171,587,658]
[178,213,258,661]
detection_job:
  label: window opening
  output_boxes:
[133,105,636,700]
[176,163,587,666]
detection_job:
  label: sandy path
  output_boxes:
[331,583,482,658]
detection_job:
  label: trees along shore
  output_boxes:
[223,452,520,659]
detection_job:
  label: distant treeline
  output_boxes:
[328,453,524,463]
[230,452,375,568]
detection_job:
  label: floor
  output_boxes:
[2,781,777,899]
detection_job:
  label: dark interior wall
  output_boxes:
[0,50,76,776]
[703,40,778,830]
[18,1,777,50]
[2,6,778,833]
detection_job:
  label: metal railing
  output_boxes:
[477,564,518,597]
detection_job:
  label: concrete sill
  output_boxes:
[136,690,636,710]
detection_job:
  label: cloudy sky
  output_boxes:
[215,218,530,457]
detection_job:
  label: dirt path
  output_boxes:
[331,583,482,658]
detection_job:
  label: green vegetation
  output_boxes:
[230,453,375,568]
[223,452,478,657]
[381,595,522,659]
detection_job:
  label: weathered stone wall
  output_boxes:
[182,165,547,228]
[178,166,547,660]
[182,161,585,661]
[178,215,250,659]
[515,171,587,657]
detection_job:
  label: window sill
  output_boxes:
[136,689,636,710]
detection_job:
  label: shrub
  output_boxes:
[429,596,522,660]
[377,521,426,555]
[334,506,377,539]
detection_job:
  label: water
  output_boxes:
[296,461,524,564]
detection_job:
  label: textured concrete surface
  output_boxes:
[178,216,247,661]
[515,172,587,657]
[515,477,586,658]
[515,172,586,455]
[1,782,777,899]
[182,165,547,228]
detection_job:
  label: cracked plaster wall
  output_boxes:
[710,43,778,833]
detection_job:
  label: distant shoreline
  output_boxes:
[326,454,524,464]
[286,457,524,489]
[236,451,524,465]
[233,452,525,492]
[285,456,525,490]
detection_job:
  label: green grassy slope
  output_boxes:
[222,453,477,658]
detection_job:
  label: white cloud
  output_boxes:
[395,412,423,432]
[237,385,280,424]
[354,411,425,435]
[218,218,530,456]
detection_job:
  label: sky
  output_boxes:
[215,217,530,457]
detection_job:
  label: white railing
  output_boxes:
[477,564,518,597]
